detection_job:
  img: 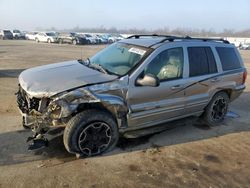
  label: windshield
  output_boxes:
[13,30,20,33]
[4,30,11,34]
[46,32,55,36]
[89,43,149,76]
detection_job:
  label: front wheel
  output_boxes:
[63,109,119,157]
[72,40,77,45]
[47,38,51,43]
[201,92,229,126]
[59,39,63,44]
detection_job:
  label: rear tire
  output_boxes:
[72,40,77,45]
[63,109,119,157]
[59,39,63,44]
[35,38,39,43]
[201,92,229,126]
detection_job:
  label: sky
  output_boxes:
[0,0,249,31]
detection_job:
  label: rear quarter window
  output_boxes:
[216,47,241,71]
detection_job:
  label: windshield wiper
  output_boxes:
[79,58,118,76]
[83,58,107,74]
[89,63,108,74]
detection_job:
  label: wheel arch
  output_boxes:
[74,97,128,129]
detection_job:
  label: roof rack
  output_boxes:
[127,34,230,46]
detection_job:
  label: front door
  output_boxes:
[127,47,187,128]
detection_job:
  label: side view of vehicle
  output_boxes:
[239,43,250,50]
[57,32,88,45]
[35,32,58,43]
[25,32,38,40]
[11,29,25,39]
[16,35,246,157]
[83,34,97,44]
[0,30,13,39]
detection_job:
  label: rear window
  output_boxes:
[188,47,217,77]
[3,30,11,34]
[216,47,241,71]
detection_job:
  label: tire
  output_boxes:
[35,38,39,43]
[72,40,77,45]
[59,39,63,44]
[47,38,51,43]
[63,109,119,157]
[201,92,229,126]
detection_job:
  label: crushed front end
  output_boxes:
[16,85,53,149]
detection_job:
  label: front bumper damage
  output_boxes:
[16,84,128,150]
[16,85,100,149]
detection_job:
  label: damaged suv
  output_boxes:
[17,35,246,157]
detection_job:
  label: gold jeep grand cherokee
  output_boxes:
[16,35,247,157]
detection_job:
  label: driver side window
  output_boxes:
[145,47,184,81]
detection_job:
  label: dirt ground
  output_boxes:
[0,40,250,188]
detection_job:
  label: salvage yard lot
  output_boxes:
[0,40,250,188]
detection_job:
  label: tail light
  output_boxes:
[243,69,247,84]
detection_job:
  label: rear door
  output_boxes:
[183,44,220,114]
[127,44,188,128]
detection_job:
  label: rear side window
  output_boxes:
[216,47,241,71]
[188,47,217,77]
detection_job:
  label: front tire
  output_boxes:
[72,39,77,45]
[59,39,63,44]
[63,109,119,157]
[201,92,229,126]
[47,38,51,43]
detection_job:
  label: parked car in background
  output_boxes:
[25,32,38,40]
[35,32,58,43]
[92,34,102,44]
[104,34,116,43]
[239,43,250,50]
[112,33,124,41]
[11,29,25,39]
[96,34,108,44]
[0,30,13,39]
[57,32,88,45]
[83,34,97,44]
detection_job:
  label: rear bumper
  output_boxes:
[230,85,245,101]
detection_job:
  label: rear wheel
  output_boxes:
[63,109,119,157]
[59,39,63,44]
[35,38,39,43]
[72,39,77,45]
[201,92,229,126]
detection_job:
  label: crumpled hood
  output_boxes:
[19,60,118,98]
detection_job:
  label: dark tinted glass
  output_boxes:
[205,47,217,73]
[216,47,241,71]
[188,47,217,77]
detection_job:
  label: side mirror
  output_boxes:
[136,74,160,87]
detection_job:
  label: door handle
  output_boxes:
[171,85,183,90]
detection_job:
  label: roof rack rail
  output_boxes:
[127,34,230,45]
[127,34,180,39]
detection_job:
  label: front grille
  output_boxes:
[16,86,41,113]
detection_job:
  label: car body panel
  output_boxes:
[18,60,118,98]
